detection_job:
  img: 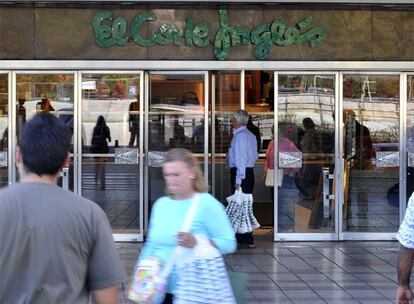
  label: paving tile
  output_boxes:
[116,237,401,304]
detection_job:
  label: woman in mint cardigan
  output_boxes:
[140,148,237,304]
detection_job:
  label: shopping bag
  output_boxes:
[264,168,274,186]
[127,256,168,304]
[226,189,260,234]
[265,168,284,187]
[175,235,236,304]
[225,190,243,232]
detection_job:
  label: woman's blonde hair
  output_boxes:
[164,148,208,194]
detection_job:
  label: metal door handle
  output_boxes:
[61,167,69,191]
[323,168,334,219]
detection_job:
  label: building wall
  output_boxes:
[0,4,413,61]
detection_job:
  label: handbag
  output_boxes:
[265,168,274,187]
[175,236,236,304]
[265,168,284,187]
[225,188,260,234]
[128,194,200,304]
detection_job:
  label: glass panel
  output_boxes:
[0,75,8,188]
[211,72,240,203]
[407,75,414,203]
[16,74,74,190]
[148,73,205,212]
[343,74,400,232]
[245,71,274,227]
[277,74,336,233]
[81,73,141,234]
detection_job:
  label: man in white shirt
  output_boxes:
[228,109,259,248]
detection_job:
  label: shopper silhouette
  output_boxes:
[128,97,140,147]
[91,116,111,190]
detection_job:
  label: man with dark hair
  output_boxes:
[0,113,126,304]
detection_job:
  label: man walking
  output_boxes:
[396,192,414,304]
[0,113,126,304]
[228,109,259,248]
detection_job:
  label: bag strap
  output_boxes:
[160,193,200,278]
[180,193,200,233]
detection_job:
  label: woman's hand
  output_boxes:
[177,232,197,248]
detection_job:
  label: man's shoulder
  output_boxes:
[0,183,103,215]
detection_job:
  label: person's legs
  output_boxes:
[128,128,137,147]
[162,293,173,304]
[240,168,255,246]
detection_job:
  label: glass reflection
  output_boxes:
[343,74,400,232]
[148,73,205,211]
[81,73,141,234]
[16,74,74,190]
[407,76,414,203]
[277,74,335,233]
[0,75,8,188]
[212,72,241,204]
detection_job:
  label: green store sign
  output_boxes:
[92,7,327,60]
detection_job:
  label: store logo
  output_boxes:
[92,7,327,60]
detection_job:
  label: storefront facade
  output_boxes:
[0,1,413,242]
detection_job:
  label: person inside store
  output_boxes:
[128,96,140,147]
[228,109,259,248]
[0,127,7,151]
[396,191,414,304]
[344,110,373,218]
[139,148,236,304]
[295,117,323,201]
[171,116,185,147]
[0,113,125,304]
[17,97,26,130]
[191,118,204,153]
[247,115,261,153]
[294,117,324,228]
[91,115,111,190]
[264,125,300,227]
[36,95,55,113]
[264,125,301,191]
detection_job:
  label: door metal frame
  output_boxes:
[144,71,209,232]
[78,70,144,242]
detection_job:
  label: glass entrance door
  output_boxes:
[341,74,400,238]
[275,73,337,240]
[145,72,208,224]
[79,71,144,241]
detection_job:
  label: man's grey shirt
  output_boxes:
[228,126,259,184]
[0,183,126,304]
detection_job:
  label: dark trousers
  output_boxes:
[161,293,173,304]
[230,167,255,245]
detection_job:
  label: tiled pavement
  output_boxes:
[117,235,403,304]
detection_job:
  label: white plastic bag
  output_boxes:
[225,189,260,234]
